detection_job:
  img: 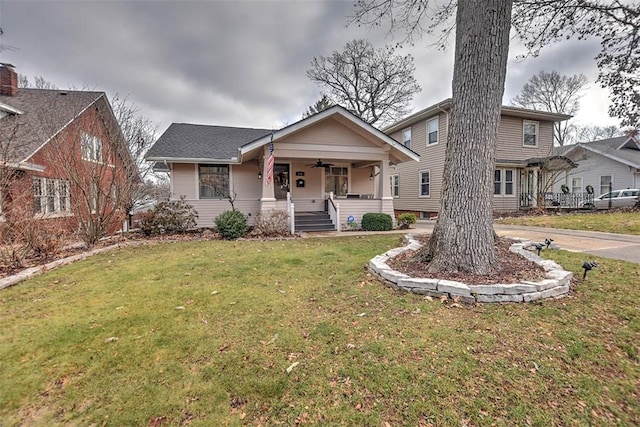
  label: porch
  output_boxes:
[520,192,595,209]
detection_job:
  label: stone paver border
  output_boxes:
[368,235,573,303]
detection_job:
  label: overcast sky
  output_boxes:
[0,0,620,135]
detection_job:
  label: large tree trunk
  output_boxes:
[426,0,513,275]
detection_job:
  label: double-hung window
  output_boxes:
[199,164,230,199]
[571,177,582,194]
[419,170,430,197]
[33,177,71,215]
[81,132,102,162]
[402,128,411,149]
[523,121,538,147]
[600,175,612,195]
[494,169,514,195]
[390,174,399,197]
[427,117,438,145]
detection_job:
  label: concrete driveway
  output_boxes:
[399,221,640,264]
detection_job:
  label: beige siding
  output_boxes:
[172,163,196,199]
[392,112,447,213]
[496,116,554,160]
[335,199,395,227]
[392,112,558,213]
[189,199,260,227]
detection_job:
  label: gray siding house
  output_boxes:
[384,99,572,218]
[553,135,640,197]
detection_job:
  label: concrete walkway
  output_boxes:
[305,221,640,264]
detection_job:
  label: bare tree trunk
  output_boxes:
[426,0,513,275]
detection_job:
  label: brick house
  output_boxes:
[0,63,133,239]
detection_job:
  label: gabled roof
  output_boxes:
[559,136,640,169]
[0,88,104,164]
[146,105,419,165]
[385,98,572,134]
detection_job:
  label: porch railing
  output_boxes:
[520,192,594,209]
[327,192,340,233]
[286,192,295,234]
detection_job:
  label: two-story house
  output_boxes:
[384,98,573,218]
[0,63,133,239]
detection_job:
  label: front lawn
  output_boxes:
[497,210,640,235]
[1,236,638,426]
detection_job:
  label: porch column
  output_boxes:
[260,145,277,211]
[378,159,395,223]
[379,160,392,199]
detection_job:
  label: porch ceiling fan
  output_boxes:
[306,159,334,168]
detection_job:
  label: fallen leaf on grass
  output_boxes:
[175,306,186,310]
[104,337,119,343]
[357,312,366,317]
[277,289,286,294]
[218,343,230,352]
[286,361,300,374]
[210,291,219,295]
[264,334,279,345]
[411,308,421,315]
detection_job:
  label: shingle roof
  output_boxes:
[146,123,272,161]
[0,88,104,164]
[556,136,640,168]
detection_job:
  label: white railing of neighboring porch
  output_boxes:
[286,192,295,234]
[327,192,340,233]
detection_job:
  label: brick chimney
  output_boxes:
[0,63,18,96]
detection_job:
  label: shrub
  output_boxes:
[361,213,393,231]
[138,197,198,236]
[397,213,417,229]
[214,210,248,240]
[253,210,290,237]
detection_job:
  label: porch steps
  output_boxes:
[294,211,336,233]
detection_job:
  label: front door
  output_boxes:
[274,163,290,200]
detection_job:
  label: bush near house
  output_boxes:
[397,213,417,229]
[252,210,290,237]
[214,210,248,240]
[362,212,393,231]
[138,197,198,236]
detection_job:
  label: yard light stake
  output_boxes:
[582,261,599,280]
[544,238,554,248]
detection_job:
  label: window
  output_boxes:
[390,174,399,197]
[505,170,514,195]
[494,169,515,195]
[402,128,411,149]
[523,120,538,147]
[81,132,102,162]
[494,170,502,195]
[419,170,430,197]
[32,177,71,215]
[600,175,612,196]
[325,166,348,196]
[427,117,438,145]
[199,164,229,199]
[571,177,582,194]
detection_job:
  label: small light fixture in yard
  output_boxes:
[582,261,599,280]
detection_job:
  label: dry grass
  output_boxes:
[1,235,638,426]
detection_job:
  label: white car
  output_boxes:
[585,188,639,209]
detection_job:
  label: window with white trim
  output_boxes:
[600,175,612,196]
[523,121,538,147]
[427,117,438,145]
[419,170,430,197]
[494,169,515,195]
[33,177,71,214]
[81,132,102,162]
[390,174,399,197]
[402,128,411,149]
[571,177,582,194]
[199,164,230,199]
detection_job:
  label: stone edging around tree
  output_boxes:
[368,235,573,304]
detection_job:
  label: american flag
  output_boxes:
[265,134,274,186]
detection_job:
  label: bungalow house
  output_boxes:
[552,134,640,198]
[145,106,419,232]
[384,98,574,218]
[0,63,132,238]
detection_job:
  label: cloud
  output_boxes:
[0,1,620,133]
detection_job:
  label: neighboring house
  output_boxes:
[553,135,640,199]
[384,98,573,218]
[0,63,131,236]
[145,106,419,232]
